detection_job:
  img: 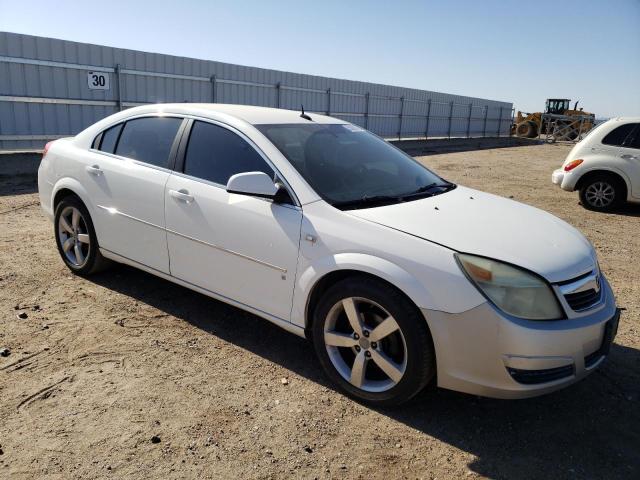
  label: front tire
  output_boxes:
[579,174,624,212]
[311,276,436,407]
[54,196,110,275]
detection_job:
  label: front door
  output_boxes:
[164,120,302,321]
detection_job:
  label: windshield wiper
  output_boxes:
[400,182,456,200]
[333,182,457,210]
[332,194,401,210]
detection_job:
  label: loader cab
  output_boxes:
[545,99,571,115]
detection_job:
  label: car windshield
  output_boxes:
[256,123,454,209]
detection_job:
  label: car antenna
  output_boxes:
[300,104,313,121]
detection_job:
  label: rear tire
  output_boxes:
[311,276,436,407]
[54,196,111,275]
[579,174,625,212]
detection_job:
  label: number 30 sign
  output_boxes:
[87,71,110,90]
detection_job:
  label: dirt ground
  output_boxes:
[0,143,638,479]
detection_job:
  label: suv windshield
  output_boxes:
[257,123,454,209]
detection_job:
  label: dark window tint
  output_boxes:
[115,117,182,167]
[184,121,273,185]
[602,124,635,147]
[623,125,640,150]
[99,124,123,153]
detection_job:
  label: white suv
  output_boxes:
[552,117,640,211]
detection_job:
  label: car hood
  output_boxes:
[348,186,596,283]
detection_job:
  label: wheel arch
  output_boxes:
[574,168,630,200]
[297,253,435,333]
[51,178,94,214]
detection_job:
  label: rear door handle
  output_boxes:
[621,154,638,160]
[86,164,103,176]
[169,189,194,203]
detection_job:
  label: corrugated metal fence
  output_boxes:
[0,32,514,150]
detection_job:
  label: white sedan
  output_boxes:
[38,104,619,406]
[552,117,640,211]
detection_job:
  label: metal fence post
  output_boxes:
[466,102,473,138]
[425,99,431,139]
[497,106,503,137]
[326,88,331,116]
[275,82,281,108]
[115,64,123,111]
[210,75,217,103]
[447,101,454,139]
[510,107,515,137]
[398,96,405,140]
[364,92,370,130]
[482,106,488,137]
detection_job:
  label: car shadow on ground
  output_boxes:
[90,265,639,480]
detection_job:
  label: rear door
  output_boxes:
[83,116,185,273]
[164,119,302,321]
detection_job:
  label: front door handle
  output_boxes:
[86,164,103,176]
[621,154,638,160]
[169,189,194,203]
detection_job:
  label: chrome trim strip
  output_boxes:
[96,205,287,273]
[165,228,287,273]
[96,205,165,230]
[558,271,600,296]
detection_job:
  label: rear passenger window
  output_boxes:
[183,121,273,185]
[115,117,182,167]
[623,125,640,150]
[99,124,123,153]
[602,124,635,147]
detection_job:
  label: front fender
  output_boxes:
[291,252,438,328]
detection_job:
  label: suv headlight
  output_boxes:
[455,253,564,320]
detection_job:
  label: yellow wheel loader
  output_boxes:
[512,99,595,140]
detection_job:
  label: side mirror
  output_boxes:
[226,171,279,199]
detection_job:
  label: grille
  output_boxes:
[564,288,601,311]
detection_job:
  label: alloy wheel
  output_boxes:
[584,181,615,208]
[323,297,407,393]
[57,206,91,267]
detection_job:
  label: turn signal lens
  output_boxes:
[564,159,583,172]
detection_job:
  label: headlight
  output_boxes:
[456,253,563,320]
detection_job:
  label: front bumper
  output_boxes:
[423,275,618,399]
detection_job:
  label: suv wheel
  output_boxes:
[312,276,435,407]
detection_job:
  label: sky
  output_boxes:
[1,0,639,118]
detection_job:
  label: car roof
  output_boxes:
[124,103,348,125]
[609,116,640,123]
